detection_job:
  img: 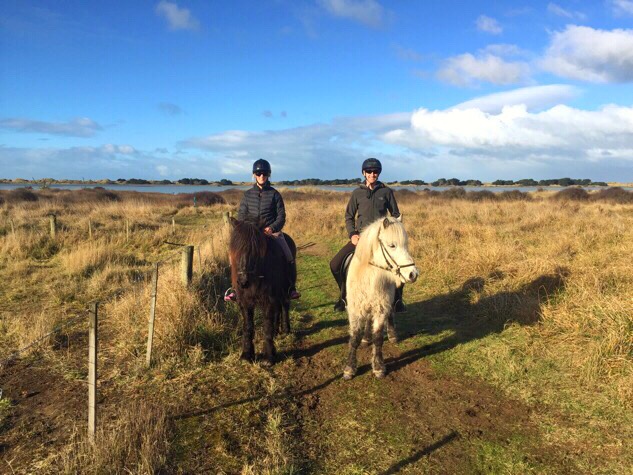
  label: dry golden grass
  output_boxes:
[1,188,632,472]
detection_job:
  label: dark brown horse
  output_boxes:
[228,218,296,364]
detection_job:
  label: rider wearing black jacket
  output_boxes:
[330,158,405,312]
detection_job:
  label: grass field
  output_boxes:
[0,187,631,474]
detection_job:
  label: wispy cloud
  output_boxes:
[476,15,502,35]
[547,3,586,20]
[393,44,425,62]
[437,53,530,86]
[0,117,103,137]
[158,102,183,116]
[155,1,199,31]
[318,0,387,28]
[610,0,633,16]
[454,84,580,113]
[540,25,633,82]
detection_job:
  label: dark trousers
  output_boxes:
[329,241,356,301]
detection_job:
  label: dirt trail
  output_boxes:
[285,309,578,474]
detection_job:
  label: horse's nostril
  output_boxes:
[409,271,417,282]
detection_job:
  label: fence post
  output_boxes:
[88,302,98,442]
[10,219,15,235]
[171,217,175,233]
[125,219,130,242]
[181,245,193,286]
[146,264,159,368]
[197,247,202,272]
[88,219,93,239]
[222,211,230,225]
[49,214,56,239]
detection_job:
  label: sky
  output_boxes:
[1,0,633,182]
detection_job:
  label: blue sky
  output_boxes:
[1,0,633,182]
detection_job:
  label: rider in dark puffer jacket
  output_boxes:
[225,159,300,301]
[329,158,405,312]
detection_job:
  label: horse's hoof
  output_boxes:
[360,338,371,347]
[373,369,386,379]
[240,352,254,362]
[343,366,356,380]
[387,335,399,344]
[261,359,273,368]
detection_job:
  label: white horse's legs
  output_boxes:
[386,310,398,343]
[372,317,386,378]
[344,316,364,380]
[361,319,372,346]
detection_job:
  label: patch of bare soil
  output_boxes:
[287,325,581,474]
[0,358,85,473]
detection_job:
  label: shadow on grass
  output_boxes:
[384,269,568,374]
[379,431,459,475]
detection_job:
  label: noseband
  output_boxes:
[369,235,416,279]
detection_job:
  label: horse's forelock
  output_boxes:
[355,217,407,264]
[230,220,267,259]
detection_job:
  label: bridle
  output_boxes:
[369,236,416,280]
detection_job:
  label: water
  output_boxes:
[0,183,629,194]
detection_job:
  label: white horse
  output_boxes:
[343,216,419,379]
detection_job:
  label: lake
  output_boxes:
[0,183,630,194]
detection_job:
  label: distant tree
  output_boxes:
[126,178,150,184]
[516,179,538,186]
[558,177,573,187]
[492,179,514,185]
[218,179,233,185]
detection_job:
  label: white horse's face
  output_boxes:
[378,218,419,284]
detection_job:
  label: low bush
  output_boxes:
[6,188,38,203]
[552,188,590,201]
[591,187,633,204]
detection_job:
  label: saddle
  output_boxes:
[341,251,354,280]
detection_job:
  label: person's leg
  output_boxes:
[273,233,300,299]
[330,241,356,310]
[394,285,406,312]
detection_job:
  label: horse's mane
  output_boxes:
[354,217,406,266]
[230,219,267,259]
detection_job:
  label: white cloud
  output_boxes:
[437,53,530,86]
[540,25,633,82]
[382,104,633,153]
[610,0,633,16]
[155,1,199,31]
[454,85,580,113]
[318,0,386,28]
[0,117,103,137]
[476,15,502,35]
[482,43,529,57]
[547,3,586,20]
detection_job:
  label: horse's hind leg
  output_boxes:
[386,311,398,344]
[281,299,291,335]
[361,319,372,346]
[240,305,255,362]
[343,317,364,380]
[372,319,387,378]
[262,303,277,366]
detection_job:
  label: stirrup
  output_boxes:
[224,288,237,302]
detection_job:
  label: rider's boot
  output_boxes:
[394,285,406,313]
[288,260,300,299]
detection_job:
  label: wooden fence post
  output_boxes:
[181,246,193,286]
[49,214,56,239]
[88,219,93,239]
[125,219,130,242]
[197,247,202,272]
[146,264,159,368]
[88,302,98,442]
[10,219,15,235]
[171,217,175,233]
[222,211,230,225]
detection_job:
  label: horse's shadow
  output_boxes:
[382,269,568,374]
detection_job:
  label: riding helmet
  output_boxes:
[362,157,382,173]
[252,158,272,174]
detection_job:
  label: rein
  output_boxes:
[369,235,416,279]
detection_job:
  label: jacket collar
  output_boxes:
[359,181,384,191]
[253,181,272,191]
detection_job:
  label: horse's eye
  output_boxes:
[388,243,396,249]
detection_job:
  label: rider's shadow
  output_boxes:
[385,268,568,374]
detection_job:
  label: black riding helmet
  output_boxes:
[362,157,382,173]
[252,158,272,174]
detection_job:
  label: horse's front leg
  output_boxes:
[343,317,364,380]
[372,317,387,378]
[262,301,277,366]
[361,319,372,346]
[240,304,255,362]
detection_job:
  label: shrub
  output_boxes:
[498,190,532,201]
[179,191,225,207]
[6,188,38,203]
[552,188,590,201]
[441,187,467,199]
[465,190,497,202]
[591,187,633,204]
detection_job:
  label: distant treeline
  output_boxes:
[491,178,608,186]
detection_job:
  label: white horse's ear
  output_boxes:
[396,214,403,222]
[383,217,391,228]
